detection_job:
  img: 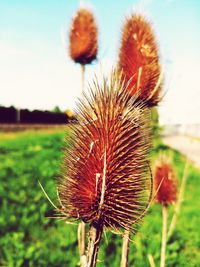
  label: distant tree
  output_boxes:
[52,106,62,113]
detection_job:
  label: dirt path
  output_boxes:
[163,135,200,168]
[0,123,67,132]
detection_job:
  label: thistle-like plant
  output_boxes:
[69,7,98,94]
[154,156,177,267]
[68,7,98,264]
[118,13,163,266]
[58,72,152,267]
[118,14,163,107]
[70,7,98,65]
[155,159,177,207]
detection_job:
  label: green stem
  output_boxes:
[167,159,189,239]
[160,205,167,267]
[148,254,156,267]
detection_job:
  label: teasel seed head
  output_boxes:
[154,157,177,207]
[69,8,98,65]
[58,71,152,233]
[118,14,163,107]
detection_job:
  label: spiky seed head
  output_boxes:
[154,159,177,206]
[58,72,152,233]
[119,14,162,107]
[69,8,98,65]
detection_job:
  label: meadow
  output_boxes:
[0,129,199,267]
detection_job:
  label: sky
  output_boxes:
[0,0,200,124]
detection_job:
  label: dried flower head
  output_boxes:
[69,8,98,65]
[58,72,152,233]
[119,14,163,107]
[154,159,177,206]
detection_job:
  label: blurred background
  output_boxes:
[1,0,200,127]
[0,1,200,266]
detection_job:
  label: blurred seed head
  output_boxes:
[69,8,98,65]
[65,109,74,118]
[58,72,152,233]
[154,157,177,206]
[119,14,163,107]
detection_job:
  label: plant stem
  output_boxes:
[77,63,86,267]
[86,224,103,267]
[81,64,85,95]
[167,158,189,239]
[160,205,167,267]
[120,229,130,267]
[78,221,87,267]
[86,150,106,266]
[148,254,156,267]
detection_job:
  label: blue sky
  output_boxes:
[1,0,200,124]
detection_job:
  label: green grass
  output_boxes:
[0,130,199,266]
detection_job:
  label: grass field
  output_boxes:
[0,130,199,266]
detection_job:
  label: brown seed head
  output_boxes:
[69,8,98,65]
[154,160,177,206]
[119,14,163,107]
[58,72,152,233]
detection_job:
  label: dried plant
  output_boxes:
[118,14,163,107]
[69,8,98,65]
[154,159,177,207]
[118,13,163,266]
[154,157,177,267]
[58,72,152,266]
[69,8,98,264]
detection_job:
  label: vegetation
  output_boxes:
[52,106,63,113]
[0,106,68,124]
[0,130,199,266]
